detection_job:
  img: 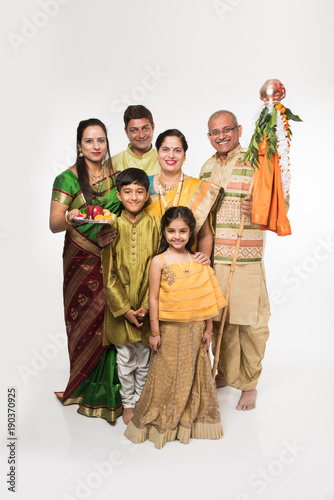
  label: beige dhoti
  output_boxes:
[212,262,270,391]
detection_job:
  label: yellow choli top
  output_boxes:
[158,257,226,322]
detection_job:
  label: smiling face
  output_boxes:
[207,113,242,161]
[125,118,154,157]
[78,126,107,164]
[116,182,149,220]
[157,136,186,176]
[164,217,191,253]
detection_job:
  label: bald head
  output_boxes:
[207,110,238,131]
[207,110,242,161]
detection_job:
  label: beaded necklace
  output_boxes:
[167,248,192,275]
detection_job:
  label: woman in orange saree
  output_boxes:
[144,129,222,257]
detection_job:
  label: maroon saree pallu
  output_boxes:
[58,227,107,402]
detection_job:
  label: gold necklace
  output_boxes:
[158,173,184,210]
[88,165,105,179]
[167,248,192,275]
[158,173,181,192]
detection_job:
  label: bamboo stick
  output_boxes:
[212,177,254,379]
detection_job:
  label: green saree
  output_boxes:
[52,169,122,423]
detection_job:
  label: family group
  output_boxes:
[50,104,271,449]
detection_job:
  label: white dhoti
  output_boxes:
[115,343,150,408]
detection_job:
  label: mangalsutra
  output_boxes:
[91,175,104,203]
[167,248,192,275]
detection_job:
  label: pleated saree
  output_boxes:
[52,169,122,423]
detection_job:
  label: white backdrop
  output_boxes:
[1,1,334,499]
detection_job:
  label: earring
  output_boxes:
[79,150,83,157]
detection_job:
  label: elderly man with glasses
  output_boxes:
[200,110,271,411]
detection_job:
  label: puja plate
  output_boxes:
[72,216,116,225]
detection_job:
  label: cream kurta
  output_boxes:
[200,144,271,390]
[200,144,265,325]
[102,211,160,346]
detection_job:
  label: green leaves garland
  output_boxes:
[242,105,302,171]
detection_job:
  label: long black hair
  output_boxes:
[76,118,114,205]
[159,206,196,253]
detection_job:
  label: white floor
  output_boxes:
[2,1,334,495]
[3,335,333,500]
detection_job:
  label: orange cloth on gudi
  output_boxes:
[251,137,291,236]
[158,259,227,322]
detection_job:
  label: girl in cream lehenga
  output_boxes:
[50,118,122,423]
[125,206,226,448]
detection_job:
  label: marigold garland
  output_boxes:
[242,104,302,198]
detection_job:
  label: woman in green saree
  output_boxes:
[50,118,122,423]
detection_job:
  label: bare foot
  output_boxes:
[236,389,257,411]
[215,374,227,388]
[122,407,133,425]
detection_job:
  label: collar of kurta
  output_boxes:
[214,143,243,163]
[208,143,245,188]
[120,209,148,224]
[127,144,156,159]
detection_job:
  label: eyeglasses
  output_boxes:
[209,126,238,137]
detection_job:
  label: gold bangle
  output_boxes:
[64,211,73,225]
[150,319,159,322]
[205,330,213,335]
[150,331,160,337]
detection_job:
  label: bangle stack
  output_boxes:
[150,331,160,337]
